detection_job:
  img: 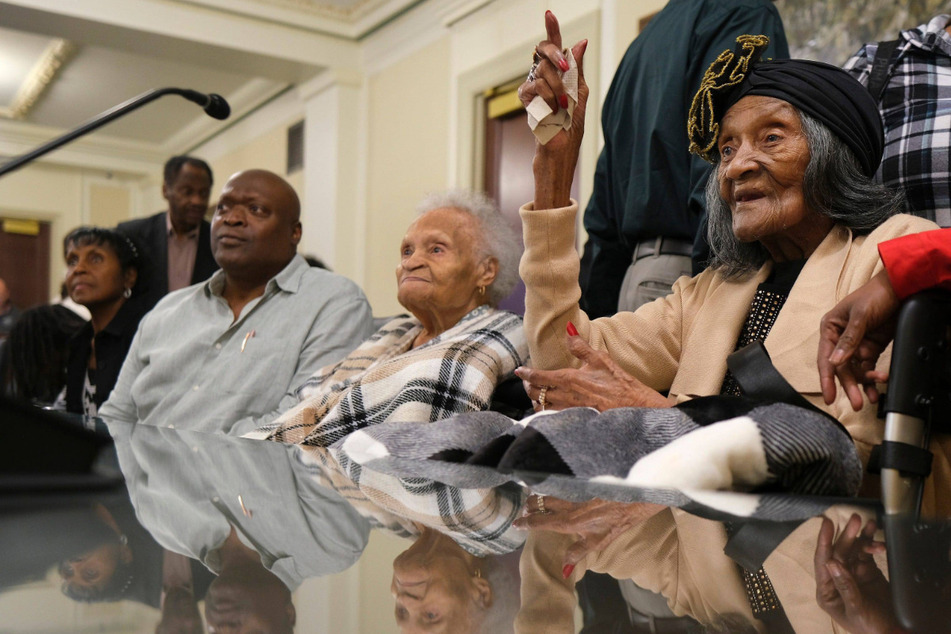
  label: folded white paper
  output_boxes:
[526,49,578,145]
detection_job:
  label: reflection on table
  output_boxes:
[2,401,948,633]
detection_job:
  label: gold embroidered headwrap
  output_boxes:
[686,35,885,176]
[687,34,770,163]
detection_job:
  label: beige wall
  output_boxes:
[362,36,452,316]
[355,530,409,633]
[207,121,304,199]
[87,180,134,227]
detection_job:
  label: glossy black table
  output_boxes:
[2,399,947,633]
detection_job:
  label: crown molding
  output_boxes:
[0,118,165,176]
[297,68,364,101]
[173,0,424,39]
[0,0,358,72]
[361,0,452,75]
[439,0,493,27]
[0,38,77,120]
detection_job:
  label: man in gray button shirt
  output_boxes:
[100,169,374,434]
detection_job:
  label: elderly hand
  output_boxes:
[818,270,899,411]
[517,10,589,209]
[514,496,665,577]
[516,324,671,411]
[814,514,898,634]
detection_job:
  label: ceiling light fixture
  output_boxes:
[0,39,77,120]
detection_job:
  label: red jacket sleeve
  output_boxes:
[878,228,951,299]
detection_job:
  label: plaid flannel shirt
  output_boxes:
[844,14,951,227]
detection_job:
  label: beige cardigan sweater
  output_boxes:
[515,201,944,633]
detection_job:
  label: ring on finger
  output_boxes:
[527,60,540,82]
[538,386,548,410]
[534,494,548,514]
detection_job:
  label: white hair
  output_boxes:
[416,189,521,306]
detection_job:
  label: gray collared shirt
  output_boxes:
[100,254,374,434]
[108,421,371,590]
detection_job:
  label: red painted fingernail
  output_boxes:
[546,10,553,18]
[562,564,575,579]
[566,321,578,336]
[559,94,569,109]
[558,58,570,72]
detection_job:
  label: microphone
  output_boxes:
[179,89,231,120]
[0,87,231,178]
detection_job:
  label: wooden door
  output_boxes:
[483,80,579,315]
[0,218,51,309]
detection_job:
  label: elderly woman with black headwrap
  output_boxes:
[509,13,941,634]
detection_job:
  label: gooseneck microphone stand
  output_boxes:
[0,87,230,179]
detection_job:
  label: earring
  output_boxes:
[123,287,132,299]
[118,534,128,546]
[478,286,485,296]
[473,568,482,578]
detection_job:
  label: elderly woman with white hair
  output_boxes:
[251,190,528,554]
[257,189,526,446]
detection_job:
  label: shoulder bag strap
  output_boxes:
[867,39,900,102]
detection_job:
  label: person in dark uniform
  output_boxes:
[579,0,788,317]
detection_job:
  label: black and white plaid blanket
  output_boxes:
[254,305,526,445]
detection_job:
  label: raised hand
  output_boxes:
[517,10,589,209]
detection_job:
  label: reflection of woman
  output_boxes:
[58,502,139,602]
[513,14,939,633]
[46,501,214,612]
[63,227,144,416]
[260,190,527,446]
[392,527,519,634]
[0,499,169,607]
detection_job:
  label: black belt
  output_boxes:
[628,610,704,634]
[632,237,694,262]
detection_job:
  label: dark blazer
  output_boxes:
[65,299,147,415]
[117,211,218,312]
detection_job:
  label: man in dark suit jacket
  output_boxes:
[118,156,219,312]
